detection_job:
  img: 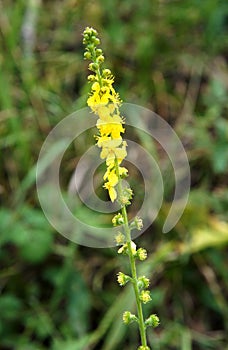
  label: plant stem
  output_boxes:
[115,160,148,348]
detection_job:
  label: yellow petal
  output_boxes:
[92,82,100,91]
[109,187,117,202]
[107,171,118,186]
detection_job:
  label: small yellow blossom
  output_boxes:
[103,182,117,202]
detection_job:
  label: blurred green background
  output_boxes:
[0,0,228,349]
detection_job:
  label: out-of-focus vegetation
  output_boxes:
[0,0,228,349]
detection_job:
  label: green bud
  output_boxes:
[97,55,105,63]
[94,38,100,45]
[96,48,103,55]
[84,51,91,60]
[83,27,97,37]
[89,62,99,71]
[87,74,96,82]
[103,68,112,76]
[87,43,94,51]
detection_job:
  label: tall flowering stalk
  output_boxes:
[83,27,159,350]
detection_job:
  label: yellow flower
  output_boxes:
[101,141,127,167]
[107,170,118,187]
[96,119,124,138]
[103,181,117,202]
[99,140,127,168]
[96,106,111,121]
[119,167,128,177]
[102,167,118,201]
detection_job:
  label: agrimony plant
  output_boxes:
[83,27,159,350]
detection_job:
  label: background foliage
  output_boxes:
[0,0,228,349]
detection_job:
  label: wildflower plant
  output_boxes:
[83,27,159,350]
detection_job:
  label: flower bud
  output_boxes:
[83,27,97,37]
[87,75,96,82]
[87,43,94,51]
[84,51,91,60]
[97,55,105,63]
[89,62,99,71]
[82,36,89,45]
[93,37,100,46]
[145,314,160,328]
[103,68,112,77]
[138,346,150,350]
[96,48,103,55]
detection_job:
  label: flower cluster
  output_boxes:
[83,27,128,202]
[83,27,160,349]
